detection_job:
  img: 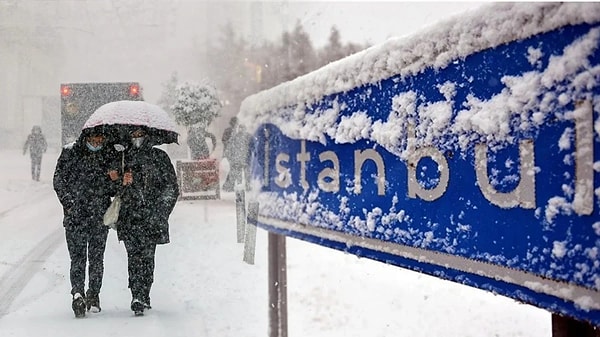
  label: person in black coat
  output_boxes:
[222,123,253,191]
[221,117,238,191]
[53,127,118,318]
[23,125,48,181]
[116,126,179,315]
[221,116,237,153]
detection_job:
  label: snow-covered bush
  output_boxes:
[171,80,222,127]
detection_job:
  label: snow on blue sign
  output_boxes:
[239,3,600,325]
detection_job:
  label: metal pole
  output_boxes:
[552,314,600,337]
[243,202,258,265]
[235,189,246,243]
[268,232,287,337]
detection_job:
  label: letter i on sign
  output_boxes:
[573,100,594,215]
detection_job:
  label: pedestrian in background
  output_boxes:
[116,127,179,316]
[222,123,253,192]
[221,117,237,191]
[53,128,118,318]
[23,125,47,181]
[221,116,237,155]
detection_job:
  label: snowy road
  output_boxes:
[0,149,551,337]
[0,157,65,318]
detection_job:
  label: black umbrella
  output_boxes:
[82,100,179,146]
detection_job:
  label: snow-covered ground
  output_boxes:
[0,148,551,336]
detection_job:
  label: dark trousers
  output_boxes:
[65,224,109,296]
[30,155,42,181]
[223,163,250,191]
[124,238,156,303]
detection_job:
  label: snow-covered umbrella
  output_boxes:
[82,100,179,146]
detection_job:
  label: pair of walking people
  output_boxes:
[53,126,179,318]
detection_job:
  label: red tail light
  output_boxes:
[129,84,140,97]
[61,85,71,97]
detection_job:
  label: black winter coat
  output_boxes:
[53,141,117,229]
[227,129,253,167]
[116,145,179,245]
[221,126,235,161]
[23,132,47,158]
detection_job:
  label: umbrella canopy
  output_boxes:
[82,100,179,145]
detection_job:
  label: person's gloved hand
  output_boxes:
[123,170,133,185]
[158,229,169,244]
[108,170,120,181]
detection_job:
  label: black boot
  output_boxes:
[72,293,86,318]
[142,288,152,309]
[85,289,101,313]
[131,298,145,316]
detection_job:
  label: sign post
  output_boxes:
[243,202,258,265]
[236,189,246,243]
[552,315,600,337]
[268,231,287,337]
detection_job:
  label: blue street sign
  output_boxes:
[240,3,600,325]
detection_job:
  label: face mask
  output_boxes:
[132,136,145,148]
[86,142,103,152]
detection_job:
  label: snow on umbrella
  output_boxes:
[83,100,179,145]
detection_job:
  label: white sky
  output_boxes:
[261,1,486,47]
[183,1,487,47]
[55,1,487,103]
[0,0,486,148]
[0,148,550,336]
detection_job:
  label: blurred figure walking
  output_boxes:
[222,123,253,192]
[221,117,237,191]
[23,125,47,181]
[221,117,237,154]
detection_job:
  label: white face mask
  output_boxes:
[86,142,103,152]
[132,136,145,148]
